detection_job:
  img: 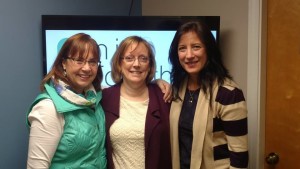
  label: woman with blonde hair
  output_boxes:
[102,36,172,169]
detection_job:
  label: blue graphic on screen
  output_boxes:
[46,30,216,87]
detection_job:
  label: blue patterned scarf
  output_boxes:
[51,77,97,107]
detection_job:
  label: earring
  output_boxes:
[64,69,67,77]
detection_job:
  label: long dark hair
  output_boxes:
[40,33,103,91]
[169,21,231,101]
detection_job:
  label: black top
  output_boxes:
[178,88,200,169]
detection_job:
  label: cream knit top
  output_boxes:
[110,96,149,169]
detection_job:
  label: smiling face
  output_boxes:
[178,31,207,79]
[62,45,98,94]
[121,42,150,87]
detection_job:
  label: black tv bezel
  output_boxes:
[42,15,220,75]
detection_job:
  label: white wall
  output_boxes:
[142,0,265,168]
[142,0,248,95]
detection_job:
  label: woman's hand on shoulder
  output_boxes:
[153,79,172,103]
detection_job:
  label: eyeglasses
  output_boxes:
[122,55,150,64]
[67,57,100,68]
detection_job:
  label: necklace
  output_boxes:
[188,90,196,103]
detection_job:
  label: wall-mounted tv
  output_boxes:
[42,15,220,87]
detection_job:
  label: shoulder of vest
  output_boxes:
[26,92,51,127]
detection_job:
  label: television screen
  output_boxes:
[42,15,220,87]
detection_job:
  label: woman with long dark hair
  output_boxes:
[169,21,249,169]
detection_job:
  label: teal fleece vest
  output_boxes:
[27,83,107,169]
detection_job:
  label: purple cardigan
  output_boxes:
[101,83,172,169]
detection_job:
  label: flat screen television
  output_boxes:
[42,15,220,87]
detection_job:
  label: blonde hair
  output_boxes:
[110,36,156,84]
